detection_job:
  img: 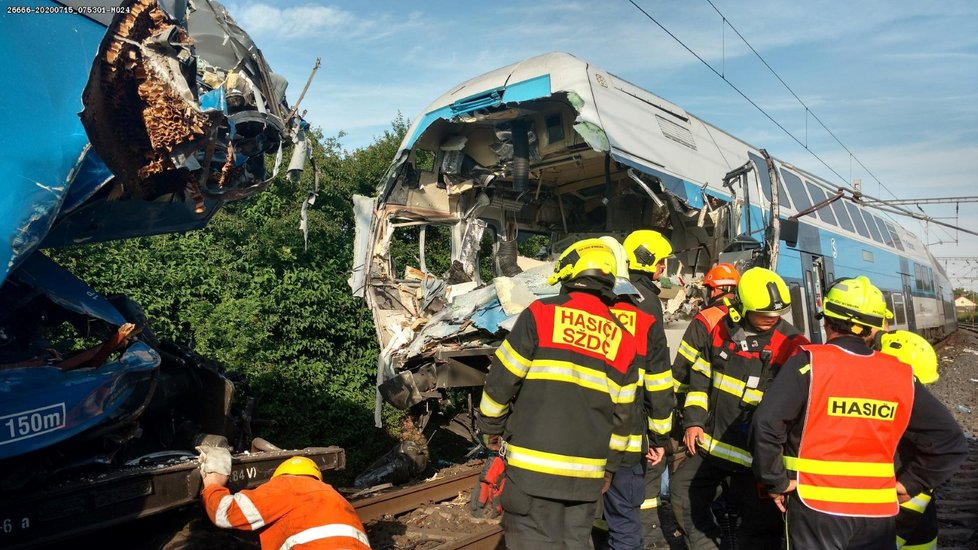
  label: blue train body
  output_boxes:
[352,52,955,413]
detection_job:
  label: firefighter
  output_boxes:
[597,236,673,550]
[198,450,370,549]
[620,229,677,549]
[475,238,640,548]
[671,266,808,549]
[878,330,942,550]
[752,276,967,549]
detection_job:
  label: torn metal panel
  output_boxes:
[79,0,215,200]
[355,52,785,418]
[0,340,160,460]
[4,0,302,284]
[10,253,127,326]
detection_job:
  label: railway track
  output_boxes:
[352,462,503,550]
[957,323,978,336]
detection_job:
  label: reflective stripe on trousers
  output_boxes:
[280,523,371,549]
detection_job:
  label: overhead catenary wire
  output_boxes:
[702,0,898,202]
[623,1,847,188]
[624,0,977,239]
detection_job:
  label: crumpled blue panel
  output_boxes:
[0,3,106,287]
[471,299,513,335]
[11,252,127,326]
[0,341,161,459]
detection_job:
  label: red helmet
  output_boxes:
[704,263,740,289]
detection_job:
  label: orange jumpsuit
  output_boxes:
[202,475,370,549]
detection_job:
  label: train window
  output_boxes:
[891,292,907,325]
[874,215,895,247]
[884,221,905,251]
[844,201,871,238]
[749,153,793,209]
[805,182,837,225]
[829,200,855,232]
[860,210,884,242]
[780,169,817,218]
[913,264,934,293]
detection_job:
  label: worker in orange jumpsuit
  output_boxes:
[198,447,371,549]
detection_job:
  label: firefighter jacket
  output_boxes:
[611,282,674,467]
[753,335,968,512]
[202,475,370,550]
[682,315,807,470]
[672,293,732,403]
[476,287,639,502]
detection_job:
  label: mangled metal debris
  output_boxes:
[353,52,783,425]
[73,0,298,228]
[1,2,318,544]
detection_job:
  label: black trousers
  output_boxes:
[501,474,597,549]
[786,494,894,550]
[669,452,782,550]
[640,459,667,546]
[895,498,938,549]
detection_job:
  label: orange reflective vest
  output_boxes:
[697,304,727,333]
[788,344,914,517]
[202,475,370,549]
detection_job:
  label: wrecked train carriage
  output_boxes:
[351,52,770,418]
[0,2,339,547]
[354,52,957,422]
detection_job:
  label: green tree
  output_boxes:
[50,118,413,482]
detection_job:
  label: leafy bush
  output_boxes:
[50,118,413,482]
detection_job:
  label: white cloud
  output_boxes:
[229,3,354,38]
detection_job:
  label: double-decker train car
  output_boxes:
[351,52,956,417]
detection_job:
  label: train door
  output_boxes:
[901,273,917,331]
[799,253,827,343]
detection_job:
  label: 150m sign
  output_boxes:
[1,403,66,445]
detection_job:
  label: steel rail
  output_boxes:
[435,523,505,550]
[353,465,482,524]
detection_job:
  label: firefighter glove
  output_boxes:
[196,445,232,476]
[470,455,506,518]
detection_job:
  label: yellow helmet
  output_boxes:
[272,456,322,481]
[623,230,673,274]
[878,330,938,384]
[598,236,641,296]
[737,267,791,316]
[822,276,892,331]
[547,238,616,286]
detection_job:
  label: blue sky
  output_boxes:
[225,0,978,289]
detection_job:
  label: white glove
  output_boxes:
[196,445,232,476]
